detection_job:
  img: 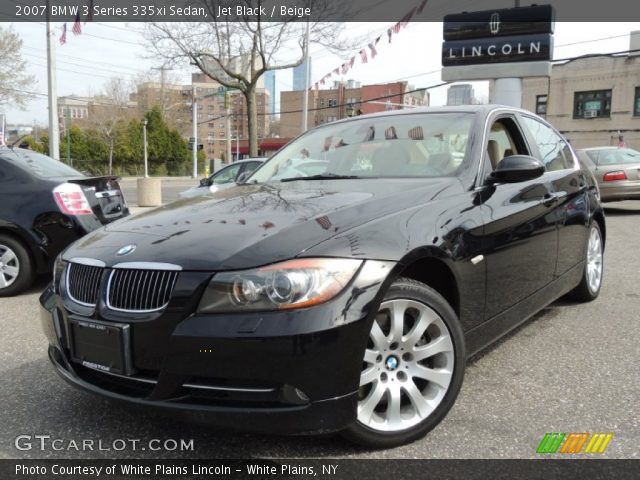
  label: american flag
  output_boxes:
[59,23,67,45]
[368,42,378,59]
[341,63,349,75]
[360,49,368,64]
[349,56,355,68]
[72,13,82,35]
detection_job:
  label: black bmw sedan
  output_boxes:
[0,147,128,296]
[40,106,605,448]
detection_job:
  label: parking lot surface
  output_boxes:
[1,202,638,459]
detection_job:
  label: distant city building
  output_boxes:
[280,81,429,138]
[264,70,276,117]
[57,96,91,122]
[191,73,270,161]
[446,84,475,106]
[292,58,312,91]
[519,31,640,149]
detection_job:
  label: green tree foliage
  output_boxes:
[54,107,194,177]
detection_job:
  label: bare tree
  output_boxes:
[0,26,36,109]
[144,0,356,157]
[90,78,132,175]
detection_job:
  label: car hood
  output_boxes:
[178,182,233,199]
[63,178,460,271]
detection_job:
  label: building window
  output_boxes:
[328,99,337,107]
[634,87,640,116]
[318,98,324,107]
[573,90,611,119]
[536,95,547,116]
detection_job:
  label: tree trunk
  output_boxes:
[108,138,114,175]
[244,86,259,157]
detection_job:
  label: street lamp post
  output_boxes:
[143,118,148,178]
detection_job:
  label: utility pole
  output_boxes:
[46,0,60,159]
[226,93,231,165]
[142,118,148,177]
[301,21,311,132]
[192,84,198,178]
[65,108,71,165]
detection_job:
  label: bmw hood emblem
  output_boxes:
[116,244,137,257]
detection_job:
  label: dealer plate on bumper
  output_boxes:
[69,318,134,376]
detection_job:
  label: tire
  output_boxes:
[342,277,465,449]
[0,234,35,297]
[566,221,604,302]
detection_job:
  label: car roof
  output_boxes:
[234,158,266,164]
[324,104,534,127]
[577,147,619,152]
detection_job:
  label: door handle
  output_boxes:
[542,193,560,207]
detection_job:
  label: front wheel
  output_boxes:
[567,222,604,302]
[342,278,465,448]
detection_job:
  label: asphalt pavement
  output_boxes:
[1,202,639,460]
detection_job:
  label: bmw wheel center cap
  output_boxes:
[385,355,399,371]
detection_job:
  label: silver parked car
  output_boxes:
[576,147,640,201]
[179,158,266,199]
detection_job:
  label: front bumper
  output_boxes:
[39,261,394,435]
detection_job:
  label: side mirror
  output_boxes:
[199,178,209,187]
[236,172,251,184]
[489,155,545,184]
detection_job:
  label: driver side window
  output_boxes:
[486,118,525,171]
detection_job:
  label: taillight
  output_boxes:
[53,183,92,215]
[602,171,627,182]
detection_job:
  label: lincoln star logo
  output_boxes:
[116,244,136,257]
[490,13,500,34]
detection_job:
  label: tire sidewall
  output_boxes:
[344,278,466,449]
[585,222,604,298]
[0,235,34,297]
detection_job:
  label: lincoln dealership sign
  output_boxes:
[443,33,552,66]
[441,4,555,81]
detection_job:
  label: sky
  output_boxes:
[4,21,640,126]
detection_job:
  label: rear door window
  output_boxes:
[521,116,574,171]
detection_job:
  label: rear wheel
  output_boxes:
[0,234,35,297]
[342,278,465,448]
[567,222,603,302]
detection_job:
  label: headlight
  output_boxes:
[53,254,65,294]
[197,258,363,312]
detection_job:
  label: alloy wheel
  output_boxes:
[0,244,20,289]
[357,299,455,432]
[586,227,603,294]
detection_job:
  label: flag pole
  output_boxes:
[46,0,60,159]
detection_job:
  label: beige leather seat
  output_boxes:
[487,140,501,169]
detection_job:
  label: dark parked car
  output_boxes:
[0,147,128,296]
[40,106,605,448]
[576,147,640,201]
[178,158,266,199]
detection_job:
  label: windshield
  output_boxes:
[250,113,474,182]
[1,148,84,178]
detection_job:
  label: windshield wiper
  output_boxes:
[280,173,360,182]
